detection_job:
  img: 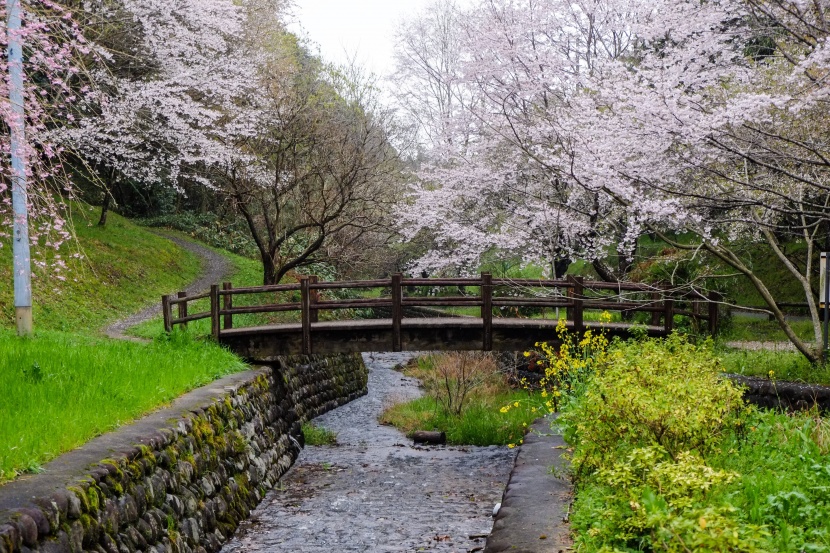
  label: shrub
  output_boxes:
[424,352,501,416]
[579,446,767,552]
[562,333,746,476]
[502,317,611,416]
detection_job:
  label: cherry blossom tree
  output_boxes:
[60,0,262,226]
[1,0,97,274]
[395,0,830,361]
[394,0,638,278]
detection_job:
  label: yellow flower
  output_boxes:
[513,402,519,407]
[508,443,516,449]
[500,406,509,413]
[523,351,531,357]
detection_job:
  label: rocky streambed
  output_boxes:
[220,352,516,552]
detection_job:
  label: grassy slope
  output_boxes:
[0,206,248,483]
[0,203,202,331]
[0,330,243,482]
[127,237,290,339]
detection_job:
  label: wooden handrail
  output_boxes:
[162,273,722,339]
[392,273,402,352]
[300,277,311,354]
[169,291,210,304]
[482,272,493,351]
[177,291,188,329]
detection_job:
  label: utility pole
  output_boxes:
[7,0,33,335]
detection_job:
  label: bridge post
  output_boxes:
[651,292,661,326]
[664,298,674,334]
[309,275,319,323]
[223,282,233,329]
[301,277,311,355]
[162,294,173,332]
[177,291,188,329]
[392,273,402,352]
[210,284,220,340]
[708,291,721,335]
[568,275,584,332]
[481,272,492,351]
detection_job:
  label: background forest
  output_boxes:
[1,0,829,360]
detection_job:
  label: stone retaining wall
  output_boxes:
[0,353,367,553]
[726,373,830,412]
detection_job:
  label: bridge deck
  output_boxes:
[219,317,665,360]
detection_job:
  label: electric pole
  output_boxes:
[7,0,33,335]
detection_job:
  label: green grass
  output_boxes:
[722,313,816,343]
[717,347,830,384]
[0,208,255,484]
[301,422,337,445]
[0,203,202,332]
[380,391,541,446]
[379,353,542,446]
[0,328,245,483]
[127,238,280,339]
[708,409,830,552]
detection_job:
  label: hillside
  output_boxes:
[0,204,202,333]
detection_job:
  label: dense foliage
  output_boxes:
[2,0,402,288]
[562,336,830,552]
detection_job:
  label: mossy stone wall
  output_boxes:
[0,353,367,553]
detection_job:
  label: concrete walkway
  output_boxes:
[485,415,572,553]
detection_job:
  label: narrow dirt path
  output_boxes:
[103,233,232,340]
[221,352,516,553]
[725,340,797,351]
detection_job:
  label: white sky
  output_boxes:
[286,0,435,79]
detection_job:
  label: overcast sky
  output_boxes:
[286,0,435,79]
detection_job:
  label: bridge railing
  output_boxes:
[162,273,720,351]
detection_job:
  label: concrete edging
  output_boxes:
[485,414,572,553]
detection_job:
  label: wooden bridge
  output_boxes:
[161,274,719,361]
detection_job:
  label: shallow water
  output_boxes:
[220,352,516,552]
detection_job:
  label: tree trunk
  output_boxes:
[262,255,279,285]
[591,259,617,282]
[553,258,571,280]
[98,190,111,227]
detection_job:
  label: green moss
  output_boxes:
[109,480,124,496]
[68,486,90,514]
[231,432,247,454]
[79,513,93,531]
[86,485,100,512]
[126,461,144,479]
[100,459,125,480]
[164,447,180,467]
